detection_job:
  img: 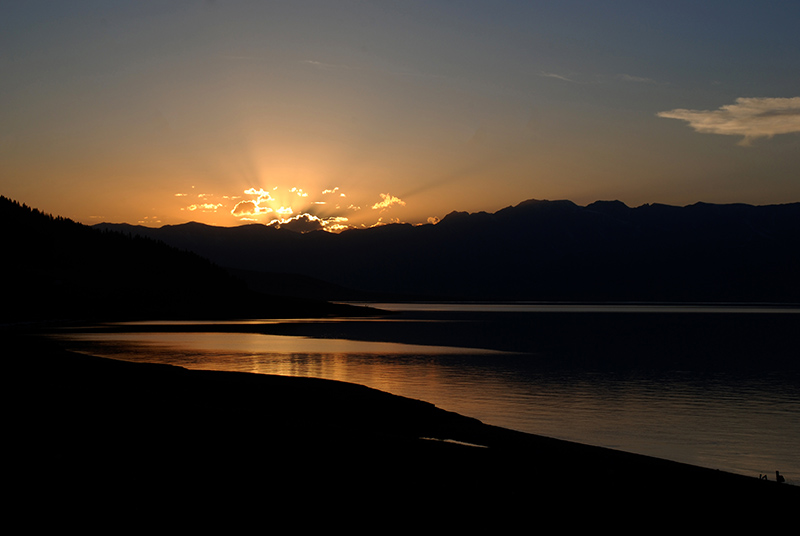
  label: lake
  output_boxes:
[50,303,800,484]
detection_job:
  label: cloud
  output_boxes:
[322,187,346,197]
[231,200,272,217]
[539,71,573,83]
[138,216,162,225]
[290,187,308,197]
[320,216,351,233]
[371,193,406,210]
[302,60,358,71]
[244,187,273,201]
[620,74,655,84]
[265,213,351,233]
[657,97,800,145]
[269,213,324,233]
[370,217,401,228]
[231,187,278,218]
[185,203,223,212]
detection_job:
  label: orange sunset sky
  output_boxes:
[2,1,799,231]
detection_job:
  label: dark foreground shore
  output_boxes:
[9,335,797,524]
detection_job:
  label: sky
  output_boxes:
[2,1,799,231]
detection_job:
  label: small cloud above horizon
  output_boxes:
[244,188,273,201]
[371,193,406,210]
[231,200,272,217]
[657,97,800,145]
[184,203,223,212]
[290,187,308,197]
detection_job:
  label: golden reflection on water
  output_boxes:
[52,329,800,484]
[61,331,506,356]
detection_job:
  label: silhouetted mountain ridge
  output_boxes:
[94,198,800,303]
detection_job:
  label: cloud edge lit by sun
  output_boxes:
[657,97,800,145]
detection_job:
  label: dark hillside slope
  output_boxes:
[1,196,369,321]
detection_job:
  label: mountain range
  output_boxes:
[95,199,800,303]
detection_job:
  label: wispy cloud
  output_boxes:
[322,187,346,197]
[657,97,800,145]
[620,73,655,84]
[371,193,406,211]
[539,71,574,83]
[301,60,358,71]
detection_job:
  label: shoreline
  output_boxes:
[10,334,798,514]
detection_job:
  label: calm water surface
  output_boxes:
[53,304,800,484]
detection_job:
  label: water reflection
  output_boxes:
[55,328,800,483]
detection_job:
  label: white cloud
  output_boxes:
[290,187,308,197]
[184,203,223,212]
[539,71,573,83]
[657,97,800,145]
[244,187,273,201]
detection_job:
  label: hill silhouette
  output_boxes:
[0,196,373,322]
[97,199,800,303]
